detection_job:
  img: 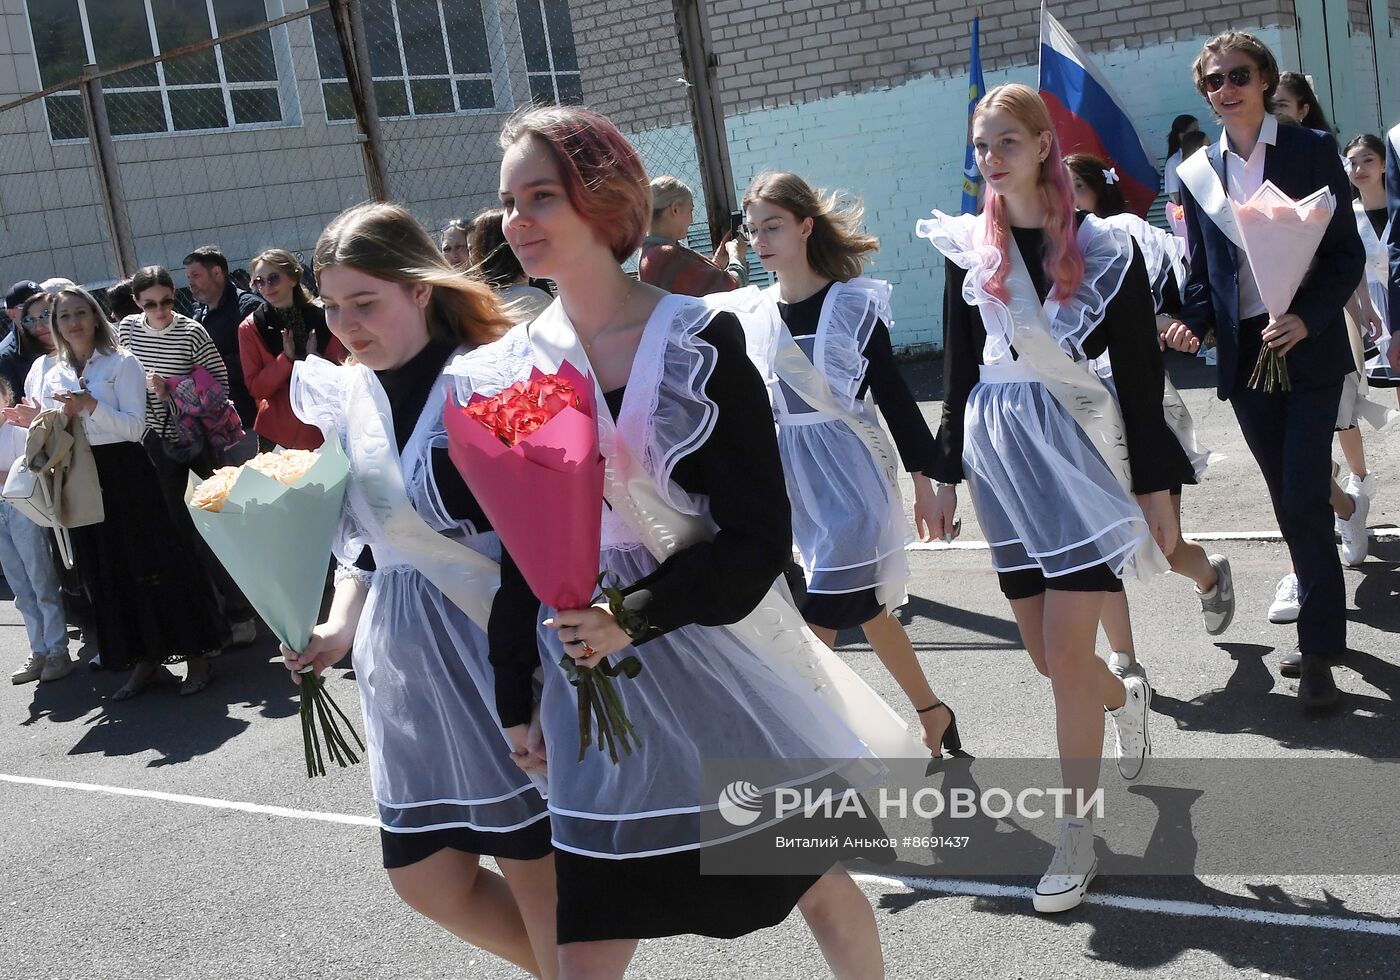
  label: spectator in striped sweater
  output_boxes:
[638,176,748,297]
[119,266,258,661]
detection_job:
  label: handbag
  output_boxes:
[2,456,74,567]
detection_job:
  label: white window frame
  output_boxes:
[25,0,303,144]
[311,0,513,123]
[519,0,581,105]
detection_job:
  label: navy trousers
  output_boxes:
[1229,364,1346,655]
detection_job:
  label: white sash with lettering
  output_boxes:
[526,300,923,760]
[294,357,501,629]
[1176,148,1245,249]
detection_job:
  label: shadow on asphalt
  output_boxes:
[873,756,1399,977]
[876,873,1399,978]
[18,633,307,767]
[1151,640,1400,757]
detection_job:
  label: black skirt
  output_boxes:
[799,588,883,632]
[380,817,554,869]
[68,441,224,669]
[555,848,823,945]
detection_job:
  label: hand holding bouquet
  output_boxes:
[1231,181,1337,392]
[188,443,362,777]
[445,364,644,764]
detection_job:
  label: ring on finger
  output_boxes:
[580,643,596,658]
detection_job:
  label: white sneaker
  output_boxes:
[39,653,76,682]
[11,653,44,685]
[1268,573,1300,624]
[1034,818,1098,914]
[1107,652,1147,683]
[1109,676,1151,782]
[1338,490,1370,567]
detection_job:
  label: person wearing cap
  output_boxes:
[1,280,50,400]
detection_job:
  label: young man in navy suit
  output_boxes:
[1163,32,1365,709]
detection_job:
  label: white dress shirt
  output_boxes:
[1220,113,1277,321]
[1163,148,1184,196]
[28,347,147,446]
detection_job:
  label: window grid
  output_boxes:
[29,0,291,143]
[312,0,501,121]
[522,0,581,105]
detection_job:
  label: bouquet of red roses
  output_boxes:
[444,363,643,763]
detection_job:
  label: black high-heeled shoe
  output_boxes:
[917,700,963,756]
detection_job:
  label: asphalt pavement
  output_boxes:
[3,351,1398,979]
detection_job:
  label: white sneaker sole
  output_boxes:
[1034,858,1099,914]
[1268,605,1300,625]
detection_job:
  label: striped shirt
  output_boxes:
[117,312,229,439]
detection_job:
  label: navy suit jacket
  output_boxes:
[1179,121,1364,400]
[1385,124,1400,334]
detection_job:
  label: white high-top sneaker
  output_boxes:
[1034,817,1098,914]
[1109,675,1152,782]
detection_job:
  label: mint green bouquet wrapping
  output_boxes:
[185,441,364,776]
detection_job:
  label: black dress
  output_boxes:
[360,338,552,869]
[490,314,877,944]
[776,282,937,630]
[71,443,224,670]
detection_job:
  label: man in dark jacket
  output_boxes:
[1163,33,1364,710]
[183,246,261,444]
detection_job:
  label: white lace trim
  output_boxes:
[914,210,1134,359]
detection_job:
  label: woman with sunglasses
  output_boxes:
[117,265,234,694]
[238,248,346,451]
[1162,32,1365,707]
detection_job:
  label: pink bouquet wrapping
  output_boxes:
[443,360,643,763]
[1231,181,1337,392]
[1166,202,1187,241]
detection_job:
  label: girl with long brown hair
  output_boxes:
[281,202,558,978]
[722,170,962,757]
[918,83,1189,913]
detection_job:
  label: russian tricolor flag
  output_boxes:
[1038,4,1159,216]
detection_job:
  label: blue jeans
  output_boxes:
[0,502,67,657]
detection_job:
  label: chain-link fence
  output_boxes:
[0,0,733,294]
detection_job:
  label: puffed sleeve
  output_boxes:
[621,313,792,636]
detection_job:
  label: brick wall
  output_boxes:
[570,0,692,132]
[708,0,1297,118]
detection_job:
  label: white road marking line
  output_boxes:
[854,873,1400,937]
[5,774,1399,936]
[0,773,377,827]
[908,528,1400,551]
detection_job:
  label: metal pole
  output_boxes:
[77,65,137,278]
[672,0,737,247]
[331,0,390,201]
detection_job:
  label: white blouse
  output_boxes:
[28,348,147,446]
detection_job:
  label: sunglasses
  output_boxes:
[21,310,51,325]
[141,297,176,311]
[1203,66,1254,93]
[251,272,284,288]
